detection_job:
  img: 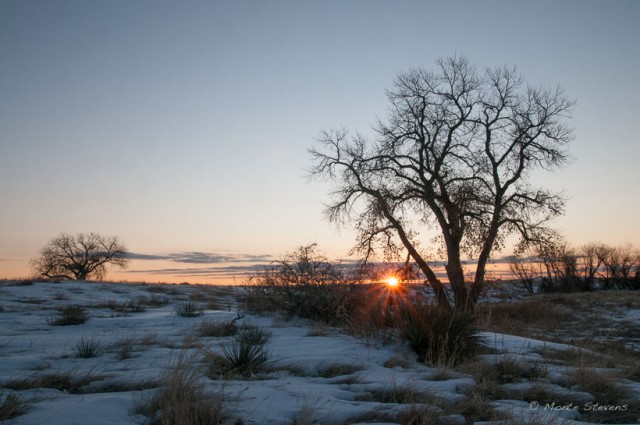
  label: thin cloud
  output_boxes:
[125,264,266,277]
[127,251,273,264]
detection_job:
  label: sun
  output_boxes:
[385,276,400,288]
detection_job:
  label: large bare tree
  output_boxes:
[31,232,129,281]
[310,56,574,311]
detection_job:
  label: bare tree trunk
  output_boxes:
[445,246,469,312]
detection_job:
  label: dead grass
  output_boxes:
[354,382,439,406]
[139,294,170,307]
[110,338,135,360]
[94,299,146,313]
[6,370,105,394]
[384,355,412,369]
[479,290,640,352]
[135,352,222,425]
[569,367,629,404]
[450,391,500,424]
[175,301,204,317]
[315,362,363,378]
[457,357,546,395]
[48,305,88,326]
[477,297,578,338]
[0,389,26,421]
[291,398,318,425]
[199,318,238,338]
[397,404,451,425]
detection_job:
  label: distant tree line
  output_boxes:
[509,240,640,293]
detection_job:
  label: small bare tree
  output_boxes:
[310,56,574,311]
[245,244,369,324]
[30,233,129,281]
[535,240,580,292]
[508,255,539,293]
[598,244,638,289]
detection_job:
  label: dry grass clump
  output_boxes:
[384,355,411,369]
[316,362,363,378]
[457,357,546,397]
[355,382,437,405]
[139,294,170,307]
[199,318,239,338]
[291,398,319,425]
[398,301,478,366]
[53,291,68,300]
[17,296,47,304]
[6,370,101,394]
[0,389,26,421]
[452,391,500,424]
[111,337,135,360]
[47,305,88,325]
[136,353,222,425]
[12,279,34,286]
[397,404,456,425]
[453,357,549,423]
[95,298,146,313]
[536,347,603,367]
[306,323,330,337]
[175,301,204,317]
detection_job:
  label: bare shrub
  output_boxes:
[48,305,88,326]
[599,244,639,290]
[244,244,369,325]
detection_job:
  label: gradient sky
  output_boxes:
[1,0,639,283]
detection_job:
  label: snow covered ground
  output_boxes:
[1,280,639,424]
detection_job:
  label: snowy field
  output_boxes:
[1,280,639,425]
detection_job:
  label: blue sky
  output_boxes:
[1,0,639,283]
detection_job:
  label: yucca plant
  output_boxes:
[205,326,271,378]
[236,326,271,346]
[73,337,103,358]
